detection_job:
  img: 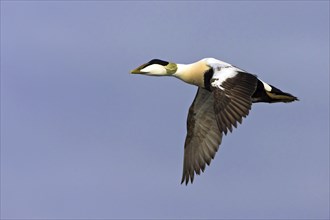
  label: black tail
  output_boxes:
[252,80,298,103]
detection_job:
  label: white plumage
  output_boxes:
[131,58,298,184]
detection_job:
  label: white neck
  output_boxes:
[173,64,190,77]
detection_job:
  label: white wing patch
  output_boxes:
[211,67,238,90]
[204,58,243,91]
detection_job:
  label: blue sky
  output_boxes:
[1,1,329,219]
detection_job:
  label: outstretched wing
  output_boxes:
[181,68,258,185]
[181,88,222,185]
[212,69,258,135]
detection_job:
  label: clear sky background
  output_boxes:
[1,1,329,219]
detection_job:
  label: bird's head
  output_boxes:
[130,59,177,76]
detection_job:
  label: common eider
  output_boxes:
[131,58,298,185]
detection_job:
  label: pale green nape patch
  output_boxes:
[165,62,178,75]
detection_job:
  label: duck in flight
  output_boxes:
[131,58,298,185]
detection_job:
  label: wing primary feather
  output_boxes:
[181,88,223,185]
